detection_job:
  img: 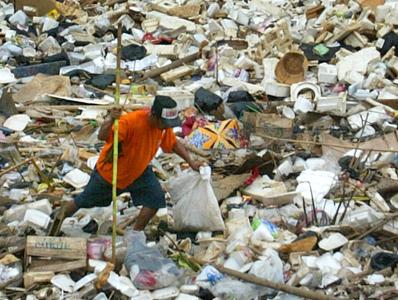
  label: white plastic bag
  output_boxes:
[249,248,284,295]
[168,167,225,232]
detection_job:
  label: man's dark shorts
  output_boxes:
[74,166,165,210]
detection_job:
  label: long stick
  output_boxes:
[159,229,346,300]
[137,51,200,82]
[112,23,122,265]
[210,263,348,300]
[256,132,398,153]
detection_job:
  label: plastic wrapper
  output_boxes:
[210,278,265,300]
[124,230,183,290]
[249,248,284,295]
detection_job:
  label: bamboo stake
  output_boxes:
[112,23,122,265]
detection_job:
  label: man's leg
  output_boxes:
[49,170,113,236]
[133,207,158,231]
[128,166,166,231]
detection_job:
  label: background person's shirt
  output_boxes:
[96,110,177,189]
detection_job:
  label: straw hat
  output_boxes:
[275,52,308,85]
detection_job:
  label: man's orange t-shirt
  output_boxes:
[96,110,177,189]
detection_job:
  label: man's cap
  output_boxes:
[151,95,181,128]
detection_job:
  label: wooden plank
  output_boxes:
[15,0,56,15]
[28,259,86,273]
[138,51,199,82]
[242,112,293,139]
[24,271,54,288]
[160,65,194,82]
[26,236,87,260]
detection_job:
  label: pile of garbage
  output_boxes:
[0,0,397,299]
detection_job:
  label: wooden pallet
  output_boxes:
[25,236,87,273]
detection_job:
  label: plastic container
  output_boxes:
[318,63,337,84]
[23,209,51,229]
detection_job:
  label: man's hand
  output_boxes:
[98,107,122,141]
[173,140,207,172]
[189,161,205,172]
[109,107,122,120]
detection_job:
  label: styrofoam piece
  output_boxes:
[244,175,287,198]
[292,157,307,173]
[293,97,314,113]
[151,287,179,300]
[318,233,348,251]
[176,294,200,300]
[195,231,212,241]
[207,2,220,17]
[83,44,104,60]
[28,198,52,215]
[347,106,390,130]
[262,58,290,97]
[74,273,97,291]
[119,276,139,298]
[315,253,341,275]
[318,63,337,84]
[251,223,274,242]
[180,285,199,295]
[0,68,16,84]
[343,204,383,227]
[89,259,107,273]
[365,274,385,285]
[391,194,398,210]
[1,42,22,56]
[42,17,59,32]
[76,107,107,120]
[1,4,14,16]
[3,114,31,131]
[368,191,390,212]
[229,10,249,26]
[295,170,337,203]
[87,156,99,170]
[376,5,390,22]
[131,290,153,300]
[224,255,243,270]
[282,106,295,119]
[316,94,346,114]
[63,168,90,189]
[147,11,196,31]
[38,36,61,55]
[157,88,194,111]
[51,274,75,293]
[9,10,28,26]
[305,158,326,171]
[93,293,108,300]
[354,125,376,138]
[23,209,51,229]
[337,47,380,82]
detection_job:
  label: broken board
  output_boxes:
[242,112,293,139]
[14,0,56,16]
[25,236,87,272]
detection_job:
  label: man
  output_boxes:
[50,95,202,235]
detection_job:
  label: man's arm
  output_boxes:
[98,108,122,141]
[172,139,203,171]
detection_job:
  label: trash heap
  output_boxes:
[0,0,397,299]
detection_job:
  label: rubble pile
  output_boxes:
[0,0,397,299]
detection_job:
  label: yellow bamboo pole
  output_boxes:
[112,23,122,265]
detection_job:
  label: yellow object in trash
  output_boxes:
[187,119,241,150]
[47,9,60,20]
